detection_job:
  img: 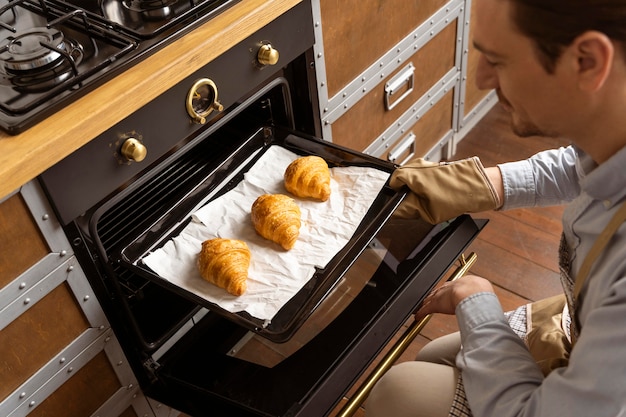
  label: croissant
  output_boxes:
[197,238,250,296]
[251,194,301,250]
[284,156,331,202]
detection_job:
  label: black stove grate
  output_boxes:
[0,0,240,134]
[0,0,137,122]
[52,0,238,39]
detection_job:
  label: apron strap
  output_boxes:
[574,200,626,298]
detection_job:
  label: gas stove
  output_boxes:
[0,0,238,134]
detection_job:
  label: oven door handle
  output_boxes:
[335,252,478,417]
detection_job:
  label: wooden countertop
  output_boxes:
[0,0,301,200]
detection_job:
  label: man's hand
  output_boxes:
[415,275,495,321]
[390,157,503,224]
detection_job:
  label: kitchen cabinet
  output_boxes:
[455,0,498,149]
[0,181,168,417]
[311,0,496,161]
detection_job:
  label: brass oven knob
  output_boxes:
[186,78,224,124]
[120,138,147,162]
[257,44,280,66]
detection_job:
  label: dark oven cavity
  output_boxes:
[39,2,485,416]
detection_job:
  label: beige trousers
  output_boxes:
[365,332,462,417]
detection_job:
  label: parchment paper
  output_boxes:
[142,146,389,324]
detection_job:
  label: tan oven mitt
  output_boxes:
[389,157,501,224]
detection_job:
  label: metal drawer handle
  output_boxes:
[336,252,478,417]
[384,63,415,111]
[387,132,416,165]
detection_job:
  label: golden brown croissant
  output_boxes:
[284,156,331,202]
[251,194,301,250]
[197,238,250,296]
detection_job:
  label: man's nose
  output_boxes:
[475,54,498,90]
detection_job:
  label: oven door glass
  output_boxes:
[148,214,484,417]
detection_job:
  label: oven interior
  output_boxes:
[67,76,322,351]
[114,122,404,343]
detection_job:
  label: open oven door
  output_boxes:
[79,116,486,417]
[146,213,486,417]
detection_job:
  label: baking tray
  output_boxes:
[118,127,405,342]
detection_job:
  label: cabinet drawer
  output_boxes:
[319,0,447,98]
[329,18,458,152]
[29,351,122,417]
[28,352,119,417]
[0,182,72,304]
[3,327,145,417]
[0,191,51,288]
[0,180,151,417]
[369,88,455,163]
[0,281,90,401]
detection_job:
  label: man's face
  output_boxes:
[472,0,571,138]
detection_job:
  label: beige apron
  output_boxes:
[448,200,626,417]
[527,200,626,376]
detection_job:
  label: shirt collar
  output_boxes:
[578,144,626,207]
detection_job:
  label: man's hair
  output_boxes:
[508,0,626,73]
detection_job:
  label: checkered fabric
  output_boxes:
[449,375,472,417]
[448,304,528,417]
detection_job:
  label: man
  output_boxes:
[366,0,626,416]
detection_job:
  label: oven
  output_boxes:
[36,2,485,416]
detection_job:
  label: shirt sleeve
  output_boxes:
[455,293,545,416]
[455,281,626,417]
[498,146,580,210]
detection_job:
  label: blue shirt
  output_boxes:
[456,145,626,417]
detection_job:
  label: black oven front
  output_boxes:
[39,3,485,416]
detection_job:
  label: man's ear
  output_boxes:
[571,31,614,92]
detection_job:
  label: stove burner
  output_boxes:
[0,0,238,133]
[122,0,178,20]
[10,39,84,92]
[0,27,66,73]
[0,26,84,92]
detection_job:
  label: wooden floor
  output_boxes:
[329,104,571,416]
